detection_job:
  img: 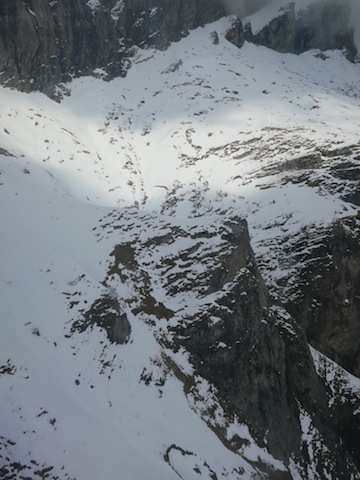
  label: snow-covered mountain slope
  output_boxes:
[1,14,360,480]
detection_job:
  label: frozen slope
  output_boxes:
[1,16,360,480]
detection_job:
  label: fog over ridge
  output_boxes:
[221,0,359,51]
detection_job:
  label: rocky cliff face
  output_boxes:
[0,0,122,95]
[246,0,357,60]
[250,142,360,381]
[171,220,307,461]
[165,219,359,476]
[72,209,359,477]
[276,216,360,378]
[0,0,225,95]
[1,0,357,97]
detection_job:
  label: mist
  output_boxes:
[222,0,357,19]
[351,0,360,51]
[221,0,313,17]
[221,0,271,17]
[221,0,359,53]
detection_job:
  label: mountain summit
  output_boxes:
[1,1,360,479]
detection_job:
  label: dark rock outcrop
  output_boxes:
[0,0,126,95]
[121,0,225,49]
[225,18,245,49]
[72,293,131,344]
[173,222,296,458]
[64,209,360,476]
[0,0,225,95]
[170,219,358,476]
[279,216,360,378]
[248,0,357,59]
[1,0,357,96]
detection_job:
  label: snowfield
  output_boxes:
[1,12,360,480]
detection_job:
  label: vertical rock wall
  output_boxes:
[249,0,357,59]
[0,0,225,95]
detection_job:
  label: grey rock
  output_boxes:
[63,210,360,476]
[280,216,360,378]
[210,31,219,45]
[225,18,245,49]
[170,219,354,475]
[1,0,357,96]
[0,0,124,96]
[0,0,225,95]
[72,293,131,344]
[249,0,357,59]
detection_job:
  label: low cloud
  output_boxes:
[221,0,271,16]
[222,0,356,18]
[351,0,360,51]
[222,0,358,53]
